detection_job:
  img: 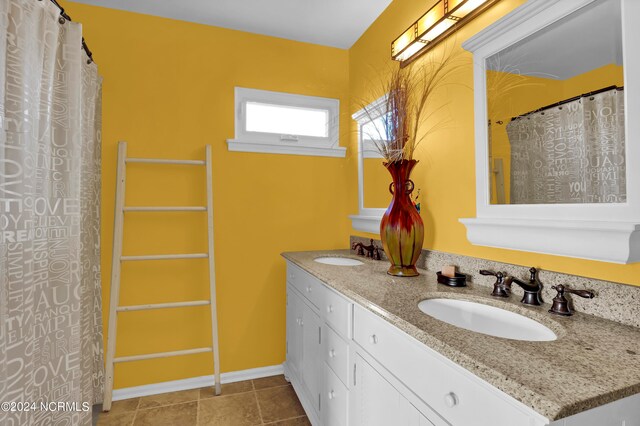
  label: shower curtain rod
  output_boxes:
[510,85,623,122]
[49,0,94,63]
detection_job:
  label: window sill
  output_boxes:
[227,139,346,158]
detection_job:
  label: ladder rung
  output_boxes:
[117,300,210,312]
[126,158,205,165]
[124,206,207,212]
[114,347,212,363]
[121,253,208,261]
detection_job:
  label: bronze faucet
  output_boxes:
[503,267,543,306]
[352,239,382,260]
[483,267,543,306]
[549,284,595,316]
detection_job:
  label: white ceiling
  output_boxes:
[68,0,392,49]
[487,0,622,80]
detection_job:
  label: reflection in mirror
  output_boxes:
[486,0,625,205]
[363,158,390,208]
[361,110,392,209]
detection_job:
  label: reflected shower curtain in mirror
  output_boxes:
[507,88,625,204]
[0,1,104,425]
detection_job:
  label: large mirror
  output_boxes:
[461,0,640,263]
[486,0,624,205]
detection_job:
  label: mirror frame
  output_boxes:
[350,95,387,233]
[461,0,640,263]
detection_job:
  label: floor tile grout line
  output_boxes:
[254,383,305,426]
[101,379,296,425]
[250,379,266,425]
[136,398,199,411]
[130,407,137,426]
[199,389,254,400]
[253,383,293,393]
[253,388,266,425]
[263,414,308,425]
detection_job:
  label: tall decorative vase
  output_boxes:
[380,159,424,277]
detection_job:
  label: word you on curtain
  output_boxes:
[507,87,625,204]
[1,1,104,425]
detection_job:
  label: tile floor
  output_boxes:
[97,375,310,426]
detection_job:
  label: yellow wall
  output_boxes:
[67,3,352,388]
[66,0,638,390]
[349,0,640,287]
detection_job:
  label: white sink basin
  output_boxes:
[418,298,557,341]
[314,257,364,266]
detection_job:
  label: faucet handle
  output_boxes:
[549,284,595,316]
[372,245,382,260]
[480,270,509,298]
[352,242,364,256]
[565,286,595,300]
[528,267,538,282]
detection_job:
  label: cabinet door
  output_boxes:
[352,353,437,426]
[406,401,436,426]
[286,288,303,376]
[352,353,406,426]
[301,301,322,414]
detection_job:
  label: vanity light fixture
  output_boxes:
[391,0,500,64]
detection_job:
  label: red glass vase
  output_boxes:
[380,160,424,277]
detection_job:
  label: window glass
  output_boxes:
[362,113,391,142]
[245,102,329,138]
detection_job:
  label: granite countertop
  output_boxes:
[282,250,640,421]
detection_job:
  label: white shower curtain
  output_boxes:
[0,1,104,425]
[507,88,625,204]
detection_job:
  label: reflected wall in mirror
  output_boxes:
[361,108,392,209]
[363,157,391,208]
[486,0,625,205]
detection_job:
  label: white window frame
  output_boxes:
[227,87,345,158]
[350,95,388,233]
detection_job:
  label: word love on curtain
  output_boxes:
[507,87,625,204]
[0,1,104,425]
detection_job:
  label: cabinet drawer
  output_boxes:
[353,304,534,426]
[324,363,348,426]
[324,325,349,387]
[323,288,351,338]
[287,262,325,310]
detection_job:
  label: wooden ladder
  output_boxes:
[103,141,221,411]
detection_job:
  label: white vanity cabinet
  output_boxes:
[301,303,322,412]
[284,260,639,426]
[286,289,304,377]
[286,281,322,418]
[351,304,544,426]
[285,262,354,425]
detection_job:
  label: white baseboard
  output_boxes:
[112,364,284,401]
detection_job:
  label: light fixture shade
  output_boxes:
[391,0,498,63]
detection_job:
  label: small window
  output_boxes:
[227,87,344,157]
[362,112,391,143]
[358,96,389,158]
